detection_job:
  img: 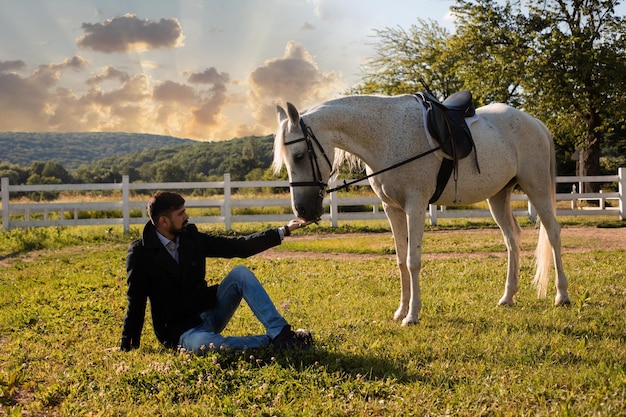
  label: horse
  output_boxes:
[272,94,570,326]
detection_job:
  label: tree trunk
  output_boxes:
[583,110,602,193]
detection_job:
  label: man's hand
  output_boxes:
[286,219,312,233]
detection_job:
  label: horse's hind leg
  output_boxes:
[383,203,411,322]
[487,183,522,306]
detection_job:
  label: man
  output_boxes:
[120,191,312,353]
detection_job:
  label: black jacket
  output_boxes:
[120,221,282,350]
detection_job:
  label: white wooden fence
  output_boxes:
[1,168,624,232]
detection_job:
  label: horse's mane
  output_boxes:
[334,149,364,175]
[272,119,289,175]
[272,120,363,176]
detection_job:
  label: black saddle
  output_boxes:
[415,91,480,203]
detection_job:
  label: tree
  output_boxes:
[519,0,626,190]
[156,162,187,183]
[41,161,72,183]
[351,19,462,97]
[449,0,530,106]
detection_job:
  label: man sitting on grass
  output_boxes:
[120,191,312,353]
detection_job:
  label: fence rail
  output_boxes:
[1,168,624,231]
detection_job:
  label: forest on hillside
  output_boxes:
[0,133,280,186]
[0,132,194,169]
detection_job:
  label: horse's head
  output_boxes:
[273,103,334,222]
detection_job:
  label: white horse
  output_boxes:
[273,94,570,326]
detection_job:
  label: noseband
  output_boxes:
[283,119,334,196]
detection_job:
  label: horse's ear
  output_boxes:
[277,105,288,124]
[286,102,300,126]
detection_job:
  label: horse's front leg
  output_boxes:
[402,203,427,326]
[383,204,410,321]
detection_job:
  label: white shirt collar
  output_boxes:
[156,231,178,249]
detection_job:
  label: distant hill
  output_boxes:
[83,134,276,182]
[0,132,194,169]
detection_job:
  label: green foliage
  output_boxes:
[0,224,624,415]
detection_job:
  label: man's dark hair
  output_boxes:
[147,192,185,225]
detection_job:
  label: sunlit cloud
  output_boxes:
[77,14,184,53]
[246,41,343,129]
[140,60,159,69]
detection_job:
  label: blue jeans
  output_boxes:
[178,265,288,353]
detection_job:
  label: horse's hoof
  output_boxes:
[498,297,515,306]
[401,317,419,327]
[393,309,407,321]
[555,296,571,306]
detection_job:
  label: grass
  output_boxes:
[0,221,625,416]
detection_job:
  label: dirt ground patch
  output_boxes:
[258,226,626,260]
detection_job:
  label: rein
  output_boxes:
[327,145,441,193]
[284,119,441,194]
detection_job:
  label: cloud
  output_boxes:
[184,68,230,126]
[0,42,345,140]
[153,80,198,105]
[86,65,130,86]
[77,14,184,53]
[185,67,230,85]
[0,56,91,131]
[0,69,50,130]
[152,67,232,136]
[246,41,343,129]
[50,67,151,131]
[0,41,344,141]
[0,60,26,72]
[0,53,237,140]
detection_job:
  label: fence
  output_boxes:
[1,168,624,231]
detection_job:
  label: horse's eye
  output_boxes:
[294,153,305,162]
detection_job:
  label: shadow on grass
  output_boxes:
[198,345,421,384]
[0,250,30,263]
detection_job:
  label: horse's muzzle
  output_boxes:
[293,192,324,222]
[295,204,322,222]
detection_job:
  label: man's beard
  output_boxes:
[170,220,188,236]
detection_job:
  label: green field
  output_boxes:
[1,222,625,416]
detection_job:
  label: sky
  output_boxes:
[0,0,459,141]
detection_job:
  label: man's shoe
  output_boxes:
[271,325,313,350]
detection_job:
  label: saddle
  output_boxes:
[415,91,480,203]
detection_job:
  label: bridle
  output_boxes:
[283,119,334,197]
[283,118,442,195]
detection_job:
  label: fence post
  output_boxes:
[1,177,9,230]
[330,189,338,228]
[122,175,130,233]
[617,168,626,220]
[428,204,438,226]
[223,173,232,230]
[528,201,537,223]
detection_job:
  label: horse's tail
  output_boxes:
[532,124,557,298]
[533,224,552,298]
